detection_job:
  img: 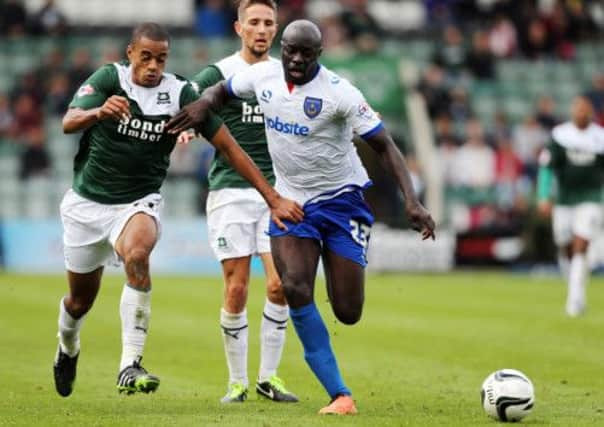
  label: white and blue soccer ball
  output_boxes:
[481,369,535,422]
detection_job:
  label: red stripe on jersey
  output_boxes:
[287,82,295,93]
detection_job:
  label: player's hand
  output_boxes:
[405,201,436,240]
[97,95,130,122]
[269,196,304,231]
[166,100,210,135]
[176,130,196,145]
[537,201,552,218]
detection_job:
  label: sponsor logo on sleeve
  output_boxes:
[357,102,375,120]
[77,84,95,97]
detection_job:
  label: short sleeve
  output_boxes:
[69,64,117,110]
[540,140,564,170]
[338,83,384,140]
[178,82,201,109]
[197,110,224,141]
[226,66,258,99]
[191,65,223,94]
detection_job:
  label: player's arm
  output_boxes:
[168,65,258,134]
[365,130,435,240]
[62,64,130,134]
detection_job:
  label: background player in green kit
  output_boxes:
[537,96,604,317]
[53,22,303,398]
[191,0,297,403]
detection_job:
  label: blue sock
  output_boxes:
[290,302,351,398]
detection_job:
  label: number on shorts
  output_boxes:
[349,219,371,248]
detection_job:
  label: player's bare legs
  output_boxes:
[566,236,590,317]
[322,248,365,325]
[113,213,160,394]
[54,267,103,397]
[272,236,356,414]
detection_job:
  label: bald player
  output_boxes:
[538,96,604,317]
[167,20,435,415]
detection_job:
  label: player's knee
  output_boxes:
[226,280,248,303]
[66,298,94,318]
[281,278,313,307]
[266,276,286,303]
[333,304,363,325]
[124,248,150,281]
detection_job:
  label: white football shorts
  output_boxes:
[552,203,603,246]
[206,188,271,261]
[60,189,162,273]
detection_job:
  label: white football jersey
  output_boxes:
[227,61,383,205]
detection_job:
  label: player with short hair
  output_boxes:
[167,20,435,414]
[190,0,298,403]
[52,22,302,398]
[537,96,604,317]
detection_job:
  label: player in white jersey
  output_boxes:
[167,20,435,415]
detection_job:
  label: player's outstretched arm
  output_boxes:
[366,130,436,240]
[209,124,304,229]
[166,81,230,135]
[63,95,131,134]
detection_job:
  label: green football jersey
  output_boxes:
[541,122,604,205]
[69,61,223,204]
[192,53,276,190]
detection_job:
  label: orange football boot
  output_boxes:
[318,395,358,415]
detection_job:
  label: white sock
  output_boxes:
[567,253,587,310]
[558,252,570,279]
[258,299,288,383]
[221,308,248,387]
[119,284,151,371]
[57,297,85,357]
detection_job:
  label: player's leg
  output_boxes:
[322,249,365,325]
[219,255,252,402]
[54,268,103,397]
[272,235,354,413]
[113,211,160,394]
[54,189,112,397]
[566,203,602,316]
[256,252,298,402]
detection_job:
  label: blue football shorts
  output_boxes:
[268,189,375,267]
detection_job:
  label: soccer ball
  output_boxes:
[480,369,535,422]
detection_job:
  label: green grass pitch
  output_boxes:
[0,271,603,426]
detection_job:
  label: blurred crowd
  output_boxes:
[1,0,603,234]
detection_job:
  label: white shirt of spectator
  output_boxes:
[227,61,383,205]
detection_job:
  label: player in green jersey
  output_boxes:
[190,0,298,403]
[52,22,303,398]
[537,96,604,317]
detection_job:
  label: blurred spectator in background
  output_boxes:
[432,25,466,75]
[453,118,495,189]
[488,14,517,58]
[584,72,604,125]
[464,29,496,80]
[520,18,555,59]
[46,73,71,116]
[490,110,512,144]
[19,129,50,180]
[35,49,67,86]
[195,0,234,39]
[535,95,559,129]
[448,86,472,124]
[338,0,383,52]
[67,49,95,94]
[320,15,352,57]
[0,94,15,138]
[100,46,123,65]
[417,64,451,119]
[512,115,548,178]
[494,135,525,209]
[30,0,68,36]
[0,0,28,36]
[433,112,461,146]
[565,0,597,41]
[11,72,44,106]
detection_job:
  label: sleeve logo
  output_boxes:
[357,102,374,120]
[77,84,95,97]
